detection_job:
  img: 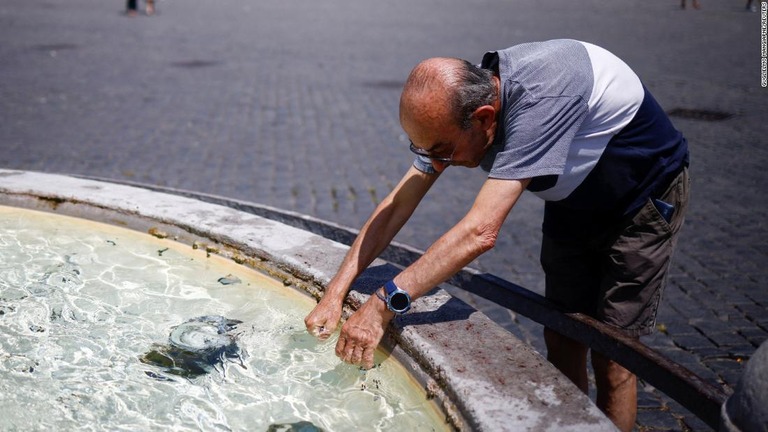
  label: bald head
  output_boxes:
[400,57,497,130]
[402,57,466,96]
[400,58,465,128]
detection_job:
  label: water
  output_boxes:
[0,206,447,431]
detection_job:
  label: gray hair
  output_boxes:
[451,60,496,130]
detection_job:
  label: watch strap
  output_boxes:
[384,280,400,296]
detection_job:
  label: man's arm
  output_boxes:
[336,177,531,368]
[304,165,440,339]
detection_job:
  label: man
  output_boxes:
[304,39,689,432]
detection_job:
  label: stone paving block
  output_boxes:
[715,286,760,306]
[656,315,694,336]
[727,345,758,361]
[735,303,768,324]
[737,328,768,348]
[665,397,715,432]
[695,347,734,360]
[657,324,692,341]
[670,333,717,351]
[724,315,761,331]
[668,302,710,324]
[640,386,709,430]
[637,385,665,410]
[755,320,768,333]
[706,332,751,349]
[745,287,768,305]
[702,358,745,388]
[641,331,677,350]
[656,348,720,385]
[688,317,735,335]
[635,407,684,431]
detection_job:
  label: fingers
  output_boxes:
[335,332,378,369]
[336,338,369,367]
[361,346,375,370]
[332,299,391,369]
[310,324,332,340]
[350,346,364,365]
[335,335,347,358]
[336,342,376,369]
[310,325,333,340]
[305,320,328,339]
[304,309,337,340]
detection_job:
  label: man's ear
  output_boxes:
[473,105,497,130]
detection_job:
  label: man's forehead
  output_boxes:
[402,102,453,130]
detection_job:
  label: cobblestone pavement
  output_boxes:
[1,0,766,430]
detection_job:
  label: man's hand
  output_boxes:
[304,295,344,340]
[335,294,395,369]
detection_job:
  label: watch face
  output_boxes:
[389,292,410,312]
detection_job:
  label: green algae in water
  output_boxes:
[0,206,448,431]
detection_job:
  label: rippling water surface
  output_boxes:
[0,206,447,431]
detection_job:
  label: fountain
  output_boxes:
[0,169,616,431]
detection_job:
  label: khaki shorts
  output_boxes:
[541,168,690,337]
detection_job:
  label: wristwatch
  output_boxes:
[375,280,412,314]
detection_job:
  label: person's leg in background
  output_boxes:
[126,0,138,16]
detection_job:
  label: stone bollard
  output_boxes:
[720,339,768,432]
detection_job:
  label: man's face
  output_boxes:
[402,109,493,173]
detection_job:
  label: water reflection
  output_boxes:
[0,206,447,431]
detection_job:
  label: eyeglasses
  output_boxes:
[409,141,454,165]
